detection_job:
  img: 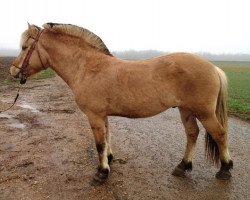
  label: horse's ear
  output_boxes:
[28,24,40,38]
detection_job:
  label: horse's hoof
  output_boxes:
[108,154,114,164]
[93,168,109,183]
[172,160,192,178]
[216,170,232,180]
[172,166,186,178]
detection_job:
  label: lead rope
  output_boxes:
[0,86,21,113]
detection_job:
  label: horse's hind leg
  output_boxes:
[87,113,110,182]
[105,118,113,164]
[172,108,199,177]
[199,114,233,180]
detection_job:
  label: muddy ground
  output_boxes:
[0,76,249,200]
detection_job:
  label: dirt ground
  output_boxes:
[0,76,249,200]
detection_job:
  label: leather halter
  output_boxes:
[1,30,45,112]
[13,30,45,75]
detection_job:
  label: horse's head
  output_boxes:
[10,24,48,84]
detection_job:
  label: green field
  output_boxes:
[212,61,250,121]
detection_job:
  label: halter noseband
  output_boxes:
[13,30,45,83]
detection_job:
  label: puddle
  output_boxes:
[2,143,16,150]
[1,100,39,113]
[18,102,39,113]
[8,123,26,129]
[0,99,9,103]
[0,113,13,119]
[1,101,39,129]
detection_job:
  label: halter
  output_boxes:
[12,30,46,80]
[1,30,46,113]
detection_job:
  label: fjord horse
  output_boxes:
[10,23,233,182]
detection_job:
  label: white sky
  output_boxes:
[0,0,249,54]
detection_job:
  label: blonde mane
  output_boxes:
[42,23,112,56]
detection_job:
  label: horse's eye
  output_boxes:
[22,46,27,50]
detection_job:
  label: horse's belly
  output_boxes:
[108,102,172,118]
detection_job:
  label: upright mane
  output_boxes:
[43,23,112,56]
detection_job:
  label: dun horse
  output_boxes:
[10,23,233,182]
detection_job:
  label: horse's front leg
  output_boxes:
[105,117,113,164]
[87,113,110,182]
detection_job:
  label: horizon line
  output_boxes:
[1,48,250,56]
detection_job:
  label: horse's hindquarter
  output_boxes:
[166,53,220,110]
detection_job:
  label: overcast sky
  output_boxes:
[0,0,249,54]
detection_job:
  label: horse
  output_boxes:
[10,23,233,182]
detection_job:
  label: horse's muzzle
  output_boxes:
[13,71,27,85]
[19,72,27,84]
[20,76,27,84]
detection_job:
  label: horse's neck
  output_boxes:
[43,37,108,89]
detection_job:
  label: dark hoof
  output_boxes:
[172,166,186,178]
[216,160,233,180]
[108,154,114,164]
[172,159,192,177]
[216,170,232,180]
[93,168,109,183]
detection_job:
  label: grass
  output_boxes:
[0,56,55,82]
[212,61,250,121]
[34,68,55,80]
[0,68,55,85]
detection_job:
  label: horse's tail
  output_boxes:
[205,66,228,165]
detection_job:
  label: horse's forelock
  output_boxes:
[20,30,29,47]
[20,25,41,47]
